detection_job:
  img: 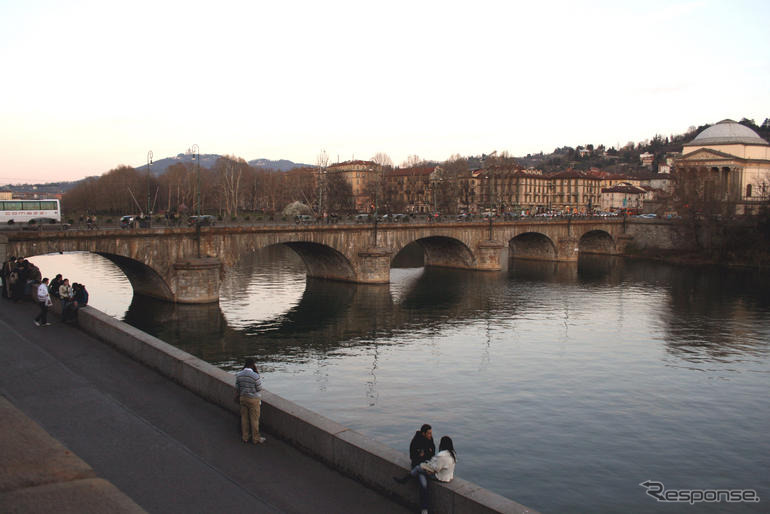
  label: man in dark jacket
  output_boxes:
[49,274,63,299]
[409,424,435,468]
[394,423,436,485]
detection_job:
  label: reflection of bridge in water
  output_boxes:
[2,218,671,303]
[119,254,768,371]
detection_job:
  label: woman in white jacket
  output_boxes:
[396,436,456,514]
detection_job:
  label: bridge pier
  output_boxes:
[356,247,392,284]
[476,240,508,271]
[556,237,580,261]
[171,258,223,303]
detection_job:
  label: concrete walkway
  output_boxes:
[0,298,410,514]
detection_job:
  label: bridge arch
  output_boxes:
[578,230,616,255]
[279,242,357,282]
[509,232,557,260]
[96,252,174,301]
[393,236,476,270]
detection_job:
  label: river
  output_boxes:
[28,248,770,513]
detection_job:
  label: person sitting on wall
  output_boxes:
[410,424,435,468]
[49,274,63,299]
[395,435,457,514]
[65,282,89,323]
[392,423,435,482]
[59,279,75,322]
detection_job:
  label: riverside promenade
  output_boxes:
[0,299,409,513]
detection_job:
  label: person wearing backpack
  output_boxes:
[33,278,52,327]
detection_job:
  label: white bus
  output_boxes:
[0,199,62,225]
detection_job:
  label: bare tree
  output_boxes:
[371,152,393,168]
[62,165,152,215]
[215,156,247,217]
[401,154,423,168]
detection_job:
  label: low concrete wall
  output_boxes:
[74,305,537,514]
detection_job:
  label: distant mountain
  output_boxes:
[248,158,312,171]
[133,154,311,176]
[135,153,219,177]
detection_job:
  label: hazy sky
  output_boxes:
[1,0,769,183]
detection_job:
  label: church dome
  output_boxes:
[684,119,769,147]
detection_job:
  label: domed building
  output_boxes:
[675,119,770,215]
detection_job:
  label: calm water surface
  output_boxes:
[30,249,770,513]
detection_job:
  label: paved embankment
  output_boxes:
[0,300,410,513]
[0,395,145,514]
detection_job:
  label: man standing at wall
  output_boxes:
[235,358,265,444]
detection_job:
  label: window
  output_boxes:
[747,184,752,197]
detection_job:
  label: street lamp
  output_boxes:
[147,150,153,229]
[191,144,200,216]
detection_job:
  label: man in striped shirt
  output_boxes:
[235,358,265,444]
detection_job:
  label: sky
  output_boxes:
[1,0,769,184]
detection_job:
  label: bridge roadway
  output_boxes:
[0,298,409,514]
[1,218,646,303]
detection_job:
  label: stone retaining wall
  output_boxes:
[72,305,537,514]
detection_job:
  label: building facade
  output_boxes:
[326,160,383,212]
[675,119,770,215]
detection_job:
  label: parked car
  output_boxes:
[355,213,371,223]
[382,213,409,223]
[456,213,472,221]
[120,215,136,229]
[295,214,314,224]
[188,215,216,226]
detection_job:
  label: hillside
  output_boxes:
[133,154,311,177]
[515,117,770,175]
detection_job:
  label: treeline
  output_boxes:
[62,156,325,217]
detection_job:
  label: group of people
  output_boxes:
[47,273,89,323]
[2,256,41,302]
[1,256,89,326]
[393,424,457,514]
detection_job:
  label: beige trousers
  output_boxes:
[239,396,261,442]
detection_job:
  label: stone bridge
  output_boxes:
[0,218,644,303]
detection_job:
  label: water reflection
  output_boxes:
[112,251,770,372]
[660,266,770,363]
